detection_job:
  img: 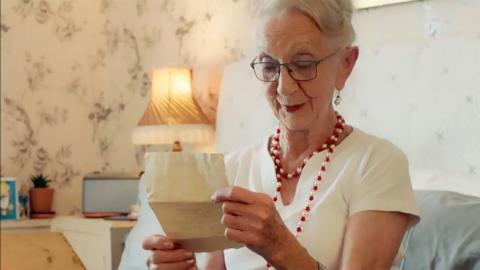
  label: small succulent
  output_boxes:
[30,174,52,188]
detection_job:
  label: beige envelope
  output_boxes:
[145,152,243,252]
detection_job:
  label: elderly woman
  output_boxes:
[142,0,420,269]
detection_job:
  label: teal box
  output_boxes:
[1,177,18,220]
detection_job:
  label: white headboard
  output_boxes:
[215,45,480,172]
[214,57,276,153]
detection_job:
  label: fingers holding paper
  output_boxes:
[211,186,294,262]
[143,235,197,270]
[146,258,196,270]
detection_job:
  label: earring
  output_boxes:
[334,91,342,106]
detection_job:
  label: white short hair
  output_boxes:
[257,0,356,46]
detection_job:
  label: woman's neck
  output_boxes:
[279,112,338,163]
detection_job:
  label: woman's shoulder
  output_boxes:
[347,127,407,162]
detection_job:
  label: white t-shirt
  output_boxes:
[223,128,420,270]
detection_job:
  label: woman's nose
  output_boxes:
[277,67,298,97]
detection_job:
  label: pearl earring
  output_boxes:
[334,91,342,106]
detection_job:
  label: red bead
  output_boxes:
[309,195,314,201]
[326,156,330,162]
[313,185,318,191]
[321,166,326,171]
[300,216,306,221]
[276,187,281,192]
[296,227,302,233]
[273,197,278,202]
[328,148,334,153]
[316,175,321,180]
[305,206,310,211]
[267,263,272,267]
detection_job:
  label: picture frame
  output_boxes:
[353,0,418,9]
[1,177,19,220]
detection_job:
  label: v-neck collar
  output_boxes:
[259,128,359,219]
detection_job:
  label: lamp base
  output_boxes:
[172,141,183,152]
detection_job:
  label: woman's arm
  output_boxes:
[205,251,226,270]
[340,211,410,270]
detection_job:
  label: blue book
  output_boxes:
[1,178,18,220]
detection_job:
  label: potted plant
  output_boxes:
[29,174,54,213]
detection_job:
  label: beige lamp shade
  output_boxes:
[132,68,214,146]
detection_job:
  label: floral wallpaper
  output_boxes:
[1,0,258,215]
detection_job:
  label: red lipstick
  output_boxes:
[284,103,304,113]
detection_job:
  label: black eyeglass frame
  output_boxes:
[250,49,340,82]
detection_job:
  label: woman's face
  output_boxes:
[256,10,354,131]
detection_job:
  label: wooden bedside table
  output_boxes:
[51,216,137,270]
[1,219,86,269]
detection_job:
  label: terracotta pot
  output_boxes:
[29,188,54,213]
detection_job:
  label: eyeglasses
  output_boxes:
[250,50,339,82]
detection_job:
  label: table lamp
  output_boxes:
[132,68,214,151]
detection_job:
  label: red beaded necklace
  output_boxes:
[266,112,346,269]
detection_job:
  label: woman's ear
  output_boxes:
[335,46,359,90]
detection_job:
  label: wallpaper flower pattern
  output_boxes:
[1,0,258,214]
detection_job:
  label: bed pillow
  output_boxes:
[401,190,480,270]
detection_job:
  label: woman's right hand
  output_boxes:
[142,235,197,270]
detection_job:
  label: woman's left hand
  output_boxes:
[211,186,316,269]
